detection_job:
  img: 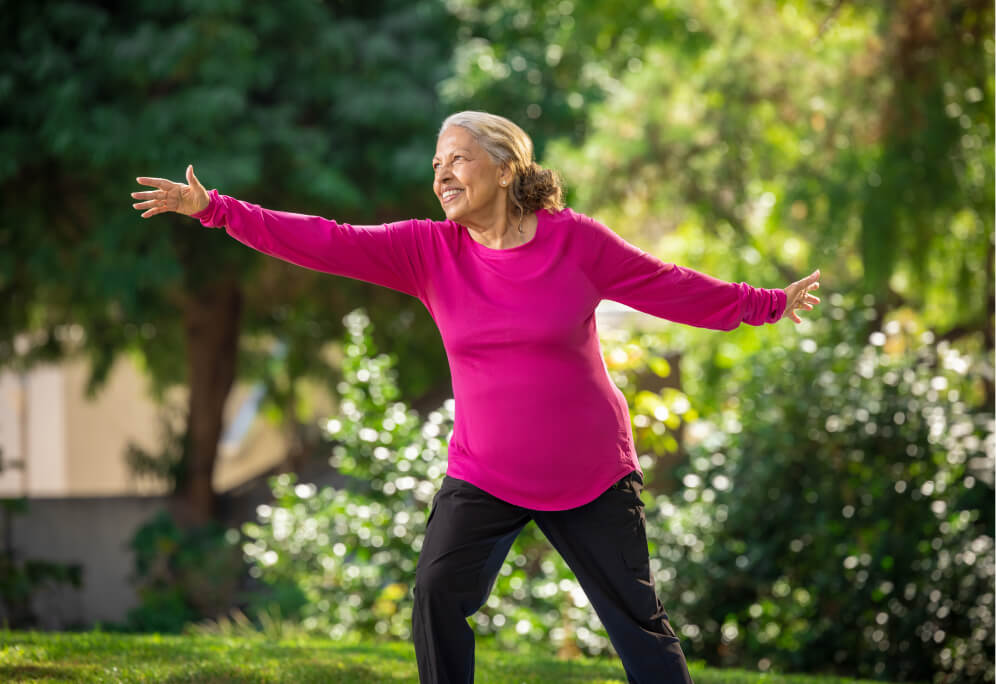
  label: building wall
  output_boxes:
[0,371,25,494]
[63,357,173,496]
[2,496,170,630]
[0,355,293,498]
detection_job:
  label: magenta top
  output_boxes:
[192,190,786,510]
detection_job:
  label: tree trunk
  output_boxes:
[170,280,243,529]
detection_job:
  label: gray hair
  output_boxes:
[438,111,564,214]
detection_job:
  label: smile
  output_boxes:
[441,188,463,203]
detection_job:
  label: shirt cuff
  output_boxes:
[767,288,788,323]
[191,188,225,227]
[742,285,787,326]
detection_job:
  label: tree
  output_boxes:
[542,0,992,345]
[437,0,706,162]
[0,0,455,526]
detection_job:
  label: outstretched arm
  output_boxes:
[585,214,819,329]
[131,166,426,298]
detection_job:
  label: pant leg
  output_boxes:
[413,475,531,684]
[532,472,693,684]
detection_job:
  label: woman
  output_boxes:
[133,111,820,684]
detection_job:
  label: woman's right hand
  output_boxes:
[131,164,210,218]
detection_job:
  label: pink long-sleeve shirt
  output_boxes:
[192,190,786,510]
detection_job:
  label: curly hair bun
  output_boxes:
[512,163,564,214]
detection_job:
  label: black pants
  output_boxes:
[412,471,693,684]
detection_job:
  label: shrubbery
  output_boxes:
[242,302,993,682]
[125,510,243,634]
[240,309,443,640]
[646,294,994,683]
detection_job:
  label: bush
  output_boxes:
[239,309,447,640]
[644,294,994,682]
[125,509,244,633]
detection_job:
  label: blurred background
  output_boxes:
[0,0,992,681]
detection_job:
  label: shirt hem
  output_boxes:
[445,459,640,512]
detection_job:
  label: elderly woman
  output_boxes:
[133,111,820,684]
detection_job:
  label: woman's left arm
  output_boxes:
[585,214,820,330]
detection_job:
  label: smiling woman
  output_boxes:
[432,112,563,250]
[130,110,820,684]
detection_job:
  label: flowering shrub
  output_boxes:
[644,295,994,683]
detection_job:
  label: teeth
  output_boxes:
[442,189,462,199]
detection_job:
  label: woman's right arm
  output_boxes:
[132,166,426,299]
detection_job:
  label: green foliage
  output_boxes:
[544,0,993,335]
[642,295,993,683]
[439,0,705,159]
[240,309,449,640]
[0,0,454,492]
[125,510,244,634]
[0,629,894,684]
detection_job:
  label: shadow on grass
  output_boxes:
[155,663,386,684]
[0,664,99,680]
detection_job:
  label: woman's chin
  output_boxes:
[442,206,464,222]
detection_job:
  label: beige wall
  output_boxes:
[0,366,69,496]
[26,365,68,496]
[0,355,292,499]
[63,357,172,496]
[0,371,26,494]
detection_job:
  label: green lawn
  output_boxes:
[0,630,887,683]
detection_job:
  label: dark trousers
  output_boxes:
[412,471,693,684]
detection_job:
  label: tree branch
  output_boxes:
[815,0,848,41]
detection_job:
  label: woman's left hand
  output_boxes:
[782,269,821,324]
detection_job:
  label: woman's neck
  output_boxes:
[464,207,536,250]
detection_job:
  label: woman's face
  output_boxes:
[433,126,509,225]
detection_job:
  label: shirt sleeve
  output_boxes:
[191,189,426,299]
[584,214,786,330]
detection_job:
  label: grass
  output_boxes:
[0,629,889,683]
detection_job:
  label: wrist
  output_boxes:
[190,189,219,221]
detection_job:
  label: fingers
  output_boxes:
[131,190,170,217]
[139,206,168,219]
[797,271,820,289]
[136,176,175,189]
[783,269,822,324]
